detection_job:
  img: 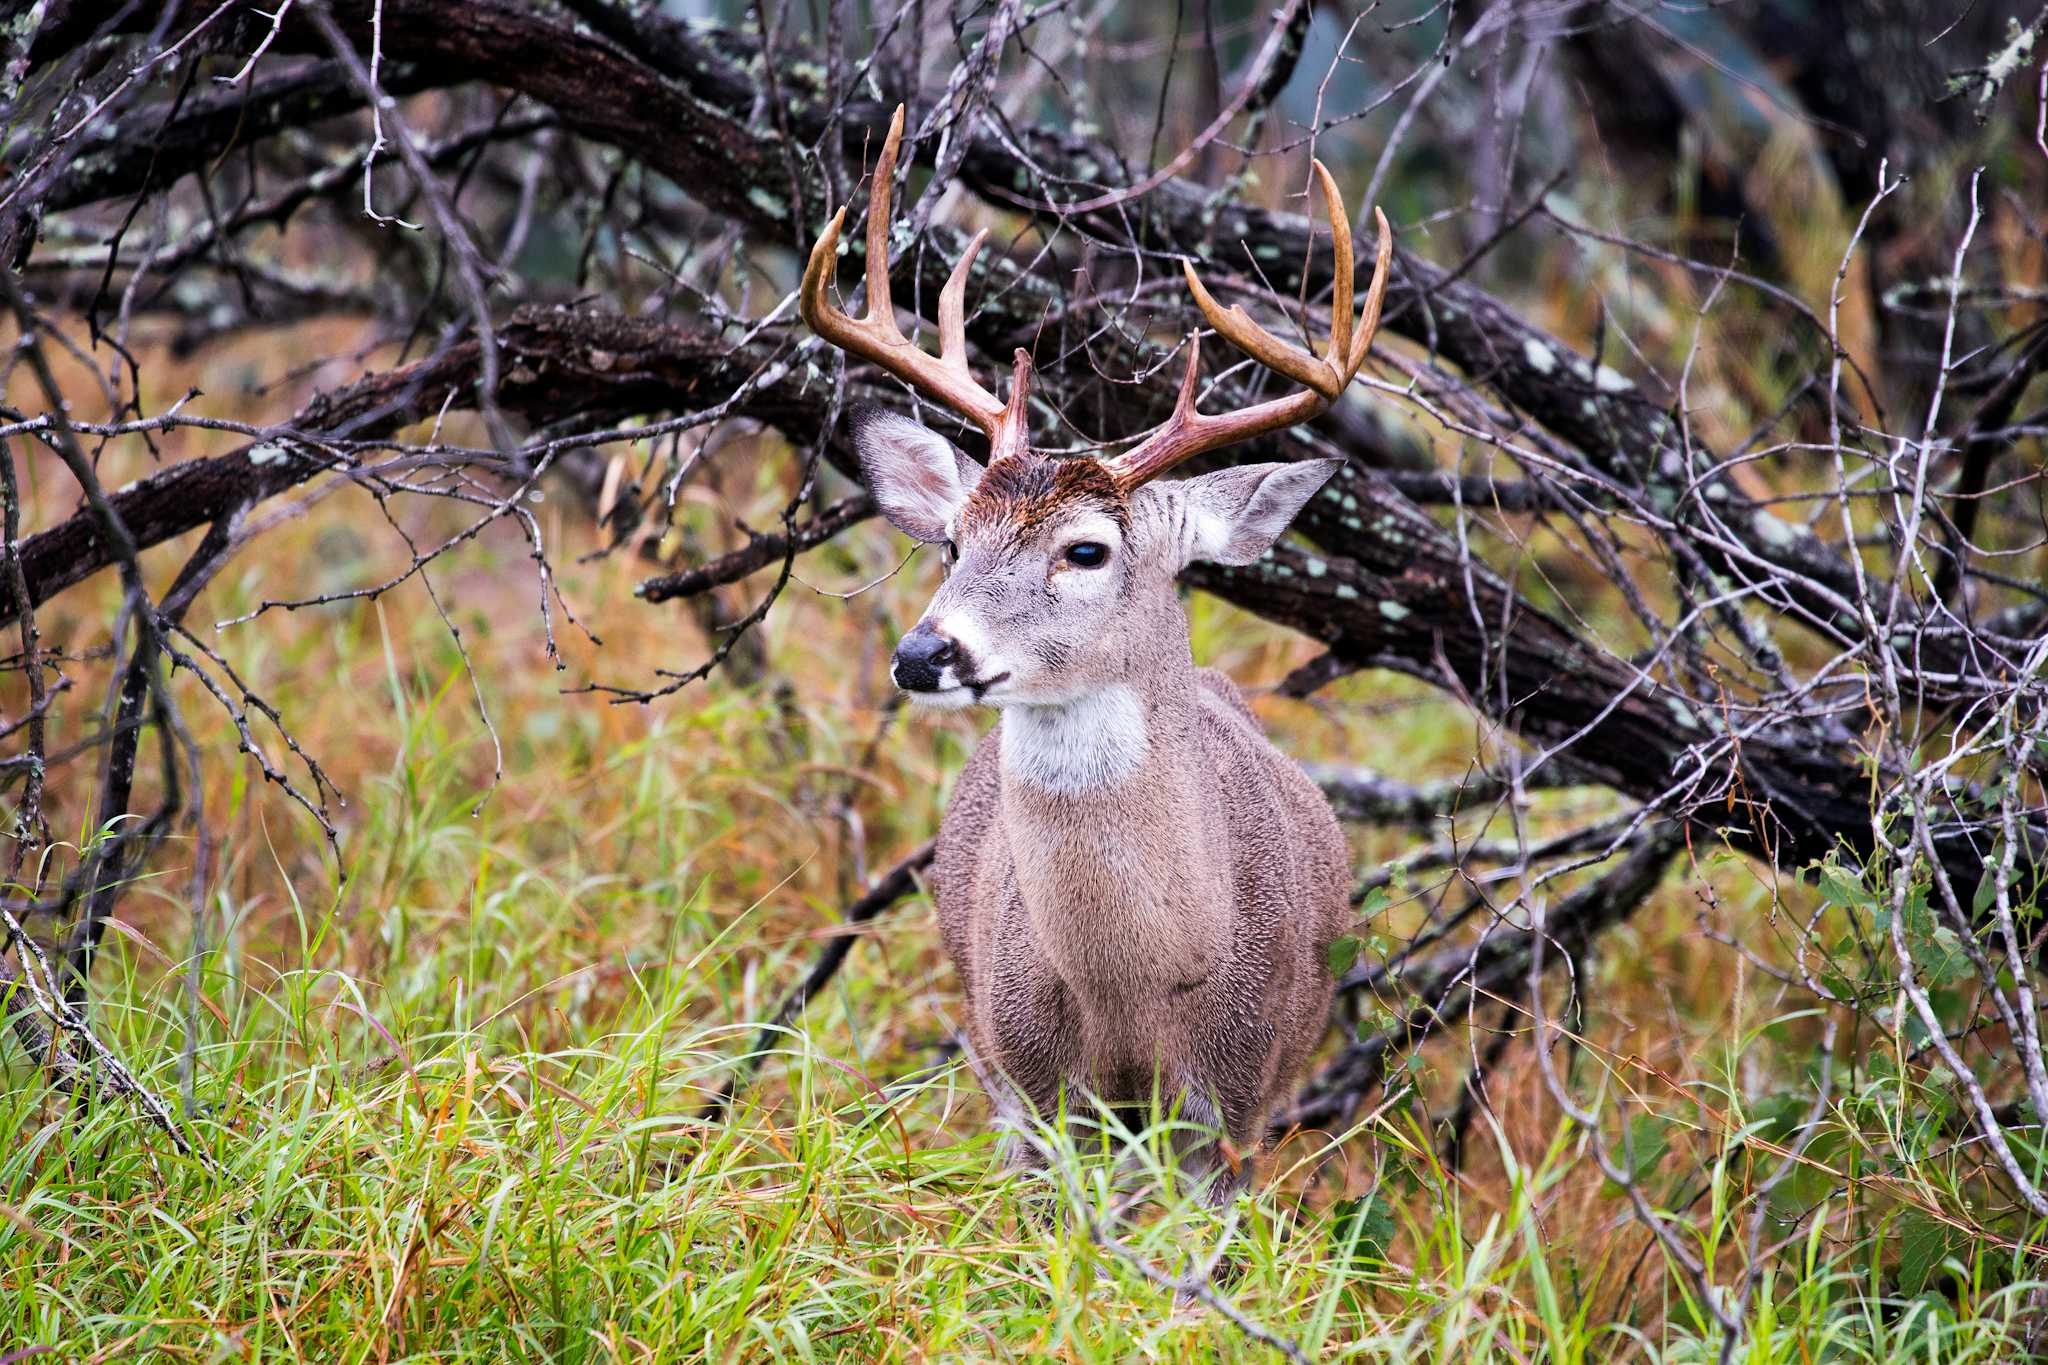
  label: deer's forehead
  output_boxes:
[957,455,1128,543]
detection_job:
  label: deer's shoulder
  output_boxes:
[1192,666,1260,725]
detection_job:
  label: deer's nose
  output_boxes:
[892,621,962,692]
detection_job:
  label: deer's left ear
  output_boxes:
[1171,459,1343,567]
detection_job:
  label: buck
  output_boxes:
[800,109,1389,1201]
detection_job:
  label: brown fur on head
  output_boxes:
[957,453,1129,539]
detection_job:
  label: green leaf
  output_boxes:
[1330,1193,1398,1263]
[1327,934,1360,975]
[1920,927,1971,986]
[1603,1114,1671,1192]
[1819,866,1872,913]
[1897,1212,1952,1296]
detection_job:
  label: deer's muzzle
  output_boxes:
[892,621,962,693]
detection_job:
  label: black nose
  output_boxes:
[892,621,960,692]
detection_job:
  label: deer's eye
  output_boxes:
[1064,541,1109,568]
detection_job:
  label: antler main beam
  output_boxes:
[1103,169,1392,491]
[799,106,1031,460]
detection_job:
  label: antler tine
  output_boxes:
[1319,162,1354,378]
[1351,205,1392,375]
[862,106,906,343]
[798,105,1011,443]
[937,229,987,368]
[1103,174,1394,491]
[996,347,1034,459]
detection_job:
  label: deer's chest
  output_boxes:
[971,832,1234,1093]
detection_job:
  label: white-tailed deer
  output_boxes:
[801,108,1389,1200]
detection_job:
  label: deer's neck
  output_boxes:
[997,663,1233,1003]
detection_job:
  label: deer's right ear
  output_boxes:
[1172,459,1343,567]
[852,407,984,543]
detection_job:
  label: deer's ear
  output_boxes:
[852,407,984,543]
[1174,459,1342,566]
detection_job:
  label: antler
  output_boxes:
[799,106,1032,460]
[1101,165,1392,491]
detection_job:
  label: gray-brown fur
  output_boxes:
[855,421,1353,1199]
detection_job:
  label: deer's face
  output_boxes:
[855,407,1340,710]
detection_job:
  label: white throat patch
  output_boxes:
[999,687,1149,794]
